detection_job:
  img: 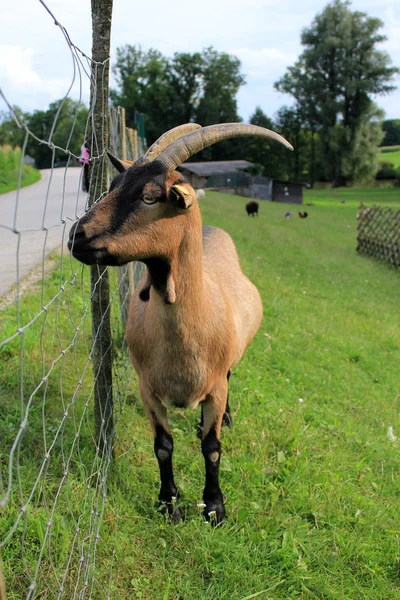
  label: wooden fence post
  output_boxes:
[116,108,134,331]
[89,0,114,454]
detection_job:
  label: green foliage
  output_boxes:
[0,99,89,169]
[0,145,41,194]
[275,0,399,186]
[241,107,288,180]
[1,189,400,598]
[381,119,400,146]
[111,45,244,160]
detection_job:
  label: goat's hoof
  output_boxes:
[222,412,233,428]
[203,500,226,526]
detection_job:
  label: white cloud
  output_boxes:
[0,44,89,112]
[232,47,297,79]
[0,45,40,87]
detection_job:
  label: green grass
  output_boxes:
[380,147,400,169]
[0,145,41,194]
[304,185,400,207]
[1,192,400,599]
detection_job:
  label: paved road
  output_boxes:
[0,168,87,297]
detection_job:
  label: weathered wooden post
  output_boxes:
[89,0,114,454]
[116,108,133,331]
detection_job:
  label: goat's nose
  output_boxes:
[67,221,86,251]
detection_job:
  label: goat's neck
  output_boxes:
[146,209,206,321]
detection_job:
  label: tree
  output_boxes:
[238,107,288,180]
[195,48,245,161]
[111,46,173,144]
[0,100,89,169]
[381,119,400,146]
[0,107,26,148]
[275,0,399,186]
[341,103,385,183]
[167,52,204,124]
[111,45,245,160]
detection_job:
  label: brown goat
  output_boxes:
[68,123,293,524]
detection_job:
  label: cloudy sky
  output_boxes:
[1,0,399,123]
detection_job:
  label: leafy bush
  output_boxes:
[0,145,40,194]
[376,160,397,180]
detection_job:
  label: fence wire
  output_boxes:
[0,3,144,598]
[357,204,400,268]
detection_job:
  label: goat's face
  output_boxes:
[68,161,197,266]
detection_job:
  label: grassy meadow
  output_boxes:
[0,145,41,195]
[1,189,400,599]
[380,146,400,169]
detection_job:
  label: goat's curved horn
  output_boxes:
[136,123,202,165]
[156,123,294,172]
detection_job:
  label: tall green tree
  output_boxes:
[196,47,244,161]
[275,0,399,186]
[239,107,288,180]
[110,46,173,144]
[111,45,245,160]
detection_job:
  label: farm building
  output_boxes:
[178,160,254,189]
[271,179,303,204]
[178,160,303,204]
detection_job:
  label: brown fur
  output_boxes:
[69,164,263,522]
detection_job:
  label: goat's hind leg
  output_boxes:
[201,378,228,525]
[141,384,181,522]
[198,371,231,439]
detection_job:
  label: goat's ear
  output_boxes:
[106,151,133,173]
[169,184,193,210]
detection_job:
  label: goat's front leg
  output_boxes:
[140,383,181,522]
[201,378,228,525]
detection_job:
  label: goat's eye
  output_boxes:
[142,195,157,205]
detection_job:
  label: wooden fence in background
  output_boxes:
[357,204,400,268]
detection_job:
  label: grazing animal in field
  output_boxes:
[245,200,259,217]
[68,122,293,525]
[196,189,206,200]
[298,211,308,219]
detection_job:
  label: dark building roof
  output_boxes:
[178,160,254,176]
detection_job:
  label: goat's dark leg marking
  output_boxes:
[222,370,232,428]
[202,424,225,524]
[201,384,228,525]
[141,384,180,522]
[153,418,180,522]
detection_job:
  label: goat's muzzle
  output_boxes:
[68,221,119,266]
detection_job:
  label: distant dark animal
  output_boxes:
[285,211,292,219]
[246,200,259,217]
[298,212,308,219]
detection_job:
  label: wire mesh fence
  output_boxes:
[0,3,145,598]
[356,204,400,268]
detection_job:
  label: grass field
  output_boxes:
[1,190,400,599]
[0,145,41,194]
[380,146,400,169]
[304,185,400,207]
